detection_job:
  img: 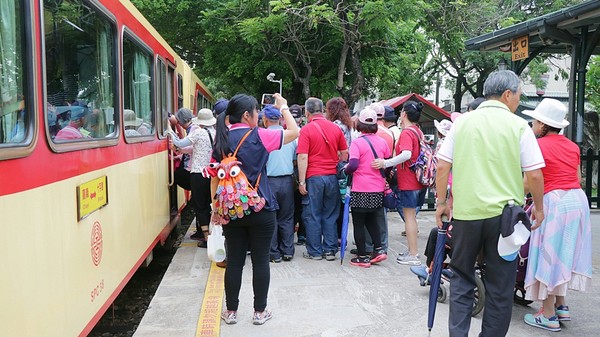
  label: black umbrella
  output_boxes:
[428,217,450,334]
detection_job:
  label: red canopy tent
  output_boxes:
[379,93,451,126]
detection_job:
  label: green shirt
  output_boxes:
[451,101,531,220]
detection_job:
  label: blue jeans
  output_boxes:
[304,175,340,256]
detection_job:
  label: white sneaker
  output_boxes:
[397,254,421,265]
[221,310,238,324]
[253,309,272,325]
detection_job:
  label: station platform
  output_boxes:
[134,210,599,337]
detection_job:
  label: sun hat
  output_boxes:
[193,108,216,126]
[70,106,88,120]
[357,108,378,125]
[123,109,143,127]
[497,220,530,262]
[434,119,453,136]
[522,98,569,129]
[369,102,385,119]
[262,104,281,120]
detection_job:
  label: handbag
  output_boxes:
[207,224,226,262]
[363,136,396,209]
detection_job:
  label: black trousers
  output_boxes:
[350,207,385,256]
[190,173,211,230]
[222,210,276,312]
[448,215,517,337]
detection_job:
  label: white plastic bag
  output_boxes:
[207,224,226,262]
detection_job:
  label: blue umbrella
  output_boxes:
[428,217,450,334]
[339,180,351,264]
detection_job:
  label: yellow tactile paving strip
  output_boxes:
[195,262,225,337]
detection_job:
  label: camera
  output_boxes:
[261,93,275,106]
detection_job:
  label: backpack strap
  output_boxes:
[402,126,423,168]
[205,128,214,146]
[362,136,386,179]
[231,129,262,189]
[232,129,253,157]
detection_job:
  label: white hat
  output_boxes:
[193,108,217,126]
[434,119,453,136]
[522,98,569,129]
[357,108,378,125]
[369,102,385,119]
[123,109,142,127]
[497,221,530,261]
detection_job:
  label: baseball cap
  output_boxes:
[262,105,281,120]
[289,104,302,118]
[213,98,229,116]
[357,108,378,125]
[497,220,530,262]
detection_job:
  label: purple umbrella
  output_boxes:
[428,217,450,334]
[339,184,351,264]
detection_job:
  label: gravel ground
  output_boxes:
[89,205,195,337]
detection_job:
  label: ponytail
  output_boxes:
[212,112,229,160]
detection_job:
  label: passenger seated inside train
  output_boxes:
[54,106,90,141]
[124,109,143,136]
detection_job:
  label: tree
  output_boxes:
[131,0,430,108]
[587,56,600,112]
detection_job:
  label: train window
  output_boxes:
[123,36,154,139]
[167,66,175,116]
[157,59,168,136]
[44,0,117,143]
[177,74,183,110]
[0,0,29,146]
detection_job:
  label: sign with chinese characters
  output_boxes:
[77,176,108,220]
[512,35,529,61]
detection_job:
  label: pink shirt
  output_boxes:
[229,123,283,152]
[349,134,391,192]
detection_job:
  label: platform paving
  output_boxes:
[134,210,599,337]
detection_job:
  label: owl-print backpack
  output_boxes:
[211,130,265,225]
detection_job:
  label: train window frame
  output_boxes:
[122,28,155,143]
[43,0,120,153]
[156,57,168,139]
[0,0,37,161]
[177,74,183,111]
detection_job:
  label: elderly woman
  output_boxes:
[344,108,390,268]
[522,98,592,332]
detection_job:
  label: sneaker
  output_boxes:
[397,254,421,265]
[302,252,323,261]
[282,255,293,261]
[350,256,371,268]
[555,305,571,321]
[324,251,336,261]
[253,309,273,325]
[270,256,282,263]
[369,250,388,264]
[190,231,203,240]
[524,311,561,332]
[221,310,238,324]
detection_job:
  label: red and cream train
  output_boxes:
[0,0,212,335]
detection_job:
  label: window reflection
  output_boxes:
[0,0,28,145]
[123,37,153,137]
[44,0,116,142]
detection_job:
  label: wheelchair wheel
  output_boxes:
[437,284,448,303]
[514,282,534,306]
[472,271,485,317]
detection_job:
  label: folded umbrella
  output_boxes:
[428,217,450,335]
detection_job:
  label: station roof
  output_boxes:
[465,0,600,55]
[380,93,451,122]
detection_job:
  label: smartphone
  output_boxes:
[261,93,275,106]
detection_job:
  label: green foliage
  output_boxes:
[587,56,600,112]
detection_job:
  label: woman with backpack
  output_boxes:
[211,93,298,326]
[371,100,427,266]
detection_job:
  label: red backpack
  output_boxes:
[404,127,437,187]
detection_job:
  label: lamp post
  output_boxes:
[497,58,508,71]
[266,72,282,94]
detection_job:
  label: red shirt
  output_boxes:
[395,125,424,191]
[297,116,348,179]
[537,134,581,194]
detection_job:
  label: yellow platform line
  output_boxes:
[196,262,225,337]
